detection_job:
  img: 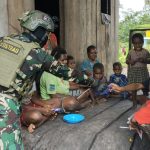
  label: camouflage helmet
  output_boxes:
[18,10,54,32]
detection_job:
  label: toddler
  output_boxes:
[91,63,109,100]
[109,62,128,99]
[67,55,94,86]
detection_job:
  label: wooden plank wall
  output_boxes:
[6,0,119,77]
[60,0,119,77]
[0,0,8,36]
[7,0,34,34]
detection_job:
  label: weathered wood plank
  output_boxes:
[0,0,8,36]
[7,0,34,33]
[23,99,132,150]
[91,108,135,150]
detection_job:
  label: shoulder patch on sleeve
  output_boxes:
[49,84,55,91]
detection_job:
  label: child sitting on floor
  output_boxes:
[66,55,93,86]
[91,63,110,101]
[21,73,83,133]
[66,55,94,102]
[67,55,80,82]
[109,62,129,99]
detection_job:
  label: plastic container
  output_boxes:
[63,114,85,124]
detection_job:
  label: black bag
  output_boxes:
[130,132,150,150]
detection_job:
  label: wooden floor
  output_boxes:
[22,98,136,150]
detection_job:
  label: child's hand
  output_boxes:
[84,70,92,77]
[71,70,81,77]
[50,112,58,120]
[41,107,54,116]
[43,104,52,109]
[129,119,139,131]
[137,58,145,63]
[42,106,58,119]
[129,60,136,65]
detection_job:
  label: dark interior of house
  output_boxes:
[35,0,60,43]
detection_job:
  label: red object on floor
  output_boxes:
[134,100,150,125]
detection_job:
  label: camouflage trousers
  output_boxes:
[0,93,24,150]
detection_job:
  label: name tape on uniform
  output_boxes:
[0,40,20,54]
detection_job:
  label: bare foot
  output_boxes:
[50,113,58,120]
[96,98,108,103]
[28,124,36,133]
[80,99,92,108]
[101,98,108,102]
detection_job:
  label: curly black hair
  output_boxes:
[113,62,122,69]
[51,46,67,60]
[87,45,96,53]
[132,33,144,43]
[93,63,104,71]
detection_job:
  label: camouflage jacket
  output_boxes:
[4,33,54,99]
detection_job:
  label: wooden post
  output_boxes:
[60,0,119,77]
[7,0,34,34]
[0,0,9,36]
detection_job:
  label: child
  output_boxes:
[66,55,94,100]
[50,47,92,87]
[67,55,76,70]
[109,62,128,99]
[126,33,150,107]
[36,47,69,94]
[21,54,94,133]
[91,63,109,100]
[36,46,68,81]
[67,55,92,85]
[67,55,80,82]
[51,46,67,65]
[21,73,82,133]
[81,45,99,77]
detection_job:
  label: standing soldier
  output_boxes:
[0,10,54,149]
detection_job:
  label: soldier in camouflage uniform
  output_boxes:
[0,10,55,149]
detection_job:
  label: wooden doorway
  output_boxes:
[35,0,60,44]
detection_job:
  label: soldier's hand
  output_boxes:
[69,81,80,89]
